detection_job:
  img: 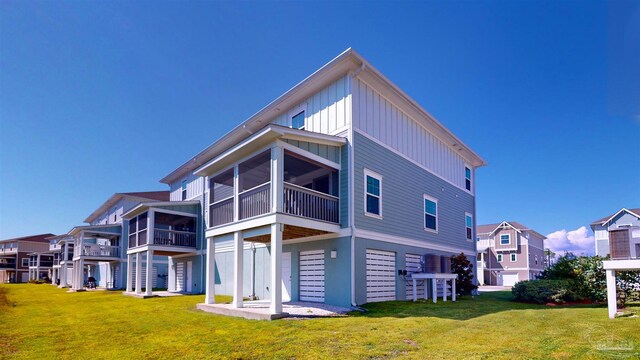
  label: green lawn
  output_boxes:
[1,285,638,359]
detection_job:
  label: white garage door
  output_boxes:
[405,254,425,299]
[176,262,184,292]
[366,249,396,302]
[131,266,158,289]
[300,250,325,302]
[502,273,519,287]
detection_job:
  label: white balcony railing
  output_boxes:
[283,182,339,223]
[239,182,271,220]
[79,244,120,258]
[210,197,234,227]
[152,229,196,248]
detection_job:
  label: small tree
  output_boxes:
[451,253,478,296]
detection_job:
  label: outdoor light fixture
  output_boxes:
[330,250,337,259]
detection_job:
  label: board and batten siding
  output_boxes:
[353,132,475,253]
[270,75,351,136]
[352,78,471,192]
[170,173,205,201]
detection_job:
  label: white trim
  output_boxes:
[354,228,474,254]
[21,258,29,267]
[277,140,341,170]
[289,104,307,130]
[363,169,382,219]
[599,208,640,227]
[489,221,523,236]
[486,267,544,271]
[510,253,517,262]
[500,234,511,246]
[497,254,503,262]
[465,212,473,241]
[353,128,474,195]
[423,194,438,233]
[464,164,472,194]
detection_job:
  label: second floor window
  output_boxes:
[424,195,438,231]
[364,170,382,217]
[465,213,473,240]
[500,234,510,245]
[510,253,517,262]
[465,166,472,191]
[181,180,187,200]
[497,254,503,262]
[291,111,305,130]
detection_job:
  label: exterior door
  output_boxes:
[186,261,193,293]
[366,249,396,302]
[609,229,630,259]
[282,252,291,302]
[299,250,325,302]
[176,262,184,292]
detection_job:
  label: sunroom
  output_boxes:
[195,125,345,317]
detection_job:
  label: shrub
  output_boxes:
[450,253,478,296]
[512,279,580,304]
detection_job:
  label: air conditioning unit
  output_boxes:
[421,254,441,273]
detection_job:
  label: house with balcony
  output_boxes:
[61,191,171,292]
[47,234,74,287]
[27,252,54,281]
[0,234,54,283]
[160,48,485,318]
[589,208,640,318]
[476,221,545,287]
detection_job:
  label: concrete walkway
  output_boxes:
[197,300,352,321]
[479,285,511,292]
[123,291,184,299]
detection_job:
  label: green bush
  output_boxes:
[512,279,580,304]
[451,253,478,296]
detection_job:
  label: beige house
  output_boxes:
[0,234,54,283]
[476,221,545,286]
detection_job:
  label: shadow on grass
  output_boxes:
[351,291,621,321]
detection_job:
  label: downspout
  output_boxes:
[250,242,257,300]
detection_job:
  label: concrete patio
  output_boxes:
[123,290,184,299]
[197,300,352,321]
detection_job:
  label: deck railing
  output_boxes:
[0,261,16,269]
[152,229,197,248]
[81,244,120,258]
[283,182,339,223]
[210,197,234,227]
[239,182,271,220]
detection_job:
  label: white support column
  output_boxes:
[606,269,617,319]
[145,250,153,296]
[432,278,437,303]
[168,257,176,292]
[233,165,240,222]
[36,254,41,280]
[135,252,142,294]
[205,237,216,304]
[126,254,133,292]
[232,231,244,308]
[270,223,283,315]
[60,263,67,287]
[452,279,457,302]
[147,210,155,246]
[271,145,284,213]
[78,258,84,289]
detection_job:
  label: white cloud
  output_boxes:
[545,226,595,256]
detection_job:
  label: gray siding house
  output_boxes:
[160,48,486,315]
[476,221,545,286]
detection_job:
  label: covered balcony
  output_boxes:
[0,257,17,269]
[0,242,18,255]
[71,227,121,261]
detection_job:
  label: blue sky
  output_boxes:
[1,1,638,254]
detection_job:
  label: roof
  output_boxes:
[590,208,640,226]
[122,200,201,219]
[160,48,486,185]
[476,221,546,239]
[0,233,56,243]
[84,191,170,223]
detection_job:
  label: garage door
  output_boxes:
[502,273,519,287]
[405,254,424,299]
[300,250,325,302]
[366,249,396,302]
[131,266,158,289]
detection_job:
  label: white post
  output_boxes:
[443,278,448,302]
[271,145,284,214]
[168,257,176,292]
[452,278,457,302]
[233,165,239,222]
[270,223,283,314]
[147,210,155,246]
[606,269,617,319]
[205,237,216,304]
[145,250,153,296]
[60,263,66,287]
[78,258,84,289]
[412,278,417,302]
[126,254,133,293]
[232,231,244,308]
[135,252,142,294]
[36,254,41,280]
[432,278,437,303]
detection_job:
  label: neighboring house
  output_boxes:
[161,48,485,315]
[27,252,54,281]
[589,208,640,319]
[476,221,545,287]
[0,234,54,283]
[55,191,172,292]
[590,208,640,258]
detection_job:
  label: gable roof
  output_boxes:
[84,191,170,223]
[590,208,640,226]
[476,221,546,239]
[0,233,56,243]
[160,48,486,185]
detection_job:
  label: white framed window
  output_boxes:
[535,255,538,265]
[181,180,187,201]
[465,166,472,191]
[21,258,29,267]
[364,169,382,218]
[291,110,305,130]
[497,254,503,262]
[424,195,438,232]
[511,253,517,262]
[500,234,511,245]
[465,213,473,240]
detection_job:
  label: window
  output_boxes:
[497,254,503,262]
[364,170,382,217]
[424,195,438,231]
[465,213,473,240]
[291,111,305,130]
[465,166,472,191]
[181,180,187,201]
[476,236,480,242]
[500,234,510,245]
[22,258,29,267]
[128,212,148,248]
[535,255,538,265]
[511,253,517,262]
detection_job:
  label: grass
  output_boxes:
[1,285,639,359]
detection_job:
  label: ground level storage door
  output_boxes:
[366,249,396,302]
[176,262,184,292]
[502,273,519,287]
[299,250,325,302]
[405,253,424,299]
